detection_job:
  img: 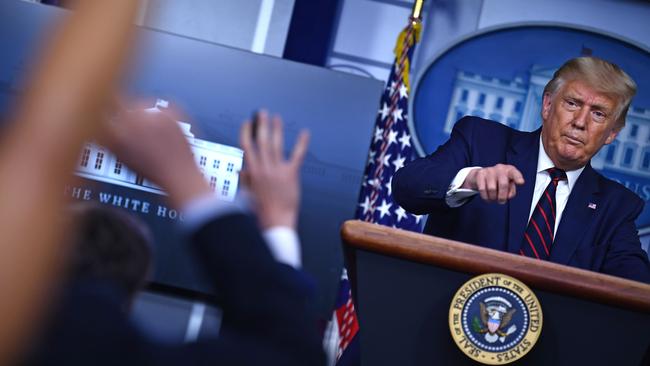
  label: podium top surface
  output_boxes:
[341,220,650,313]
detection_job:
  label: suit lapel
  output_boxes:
[549,164,600,264]
[506,129,540,254]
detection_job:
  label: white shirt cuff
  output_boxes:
[445,166,481,207]
[263,226,302,269]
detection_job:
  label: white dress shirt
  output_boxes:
[445,136,585,234]
[180,189,302,269]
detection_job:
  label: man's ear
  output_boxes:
[604,125,622,145]
[541,92,552,121]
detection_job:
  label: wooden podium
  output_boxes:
[341,220,650,366]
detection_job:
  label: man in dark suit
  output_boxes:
[27,107,324,365]
[393,57,650,283]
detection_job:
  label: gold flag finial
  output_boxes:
[411,0,425,22]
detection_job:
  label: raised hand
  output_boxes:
[239,111,309,230]
[101,102,211,208]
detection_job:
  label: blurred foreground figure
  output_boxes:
[0,1,137,363]
[24,106,324,365]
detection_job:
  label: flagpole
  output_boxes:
[411,0,425,23]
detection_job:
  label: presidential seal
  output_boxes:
[448,273,542,365]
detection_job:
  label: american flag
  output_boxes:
[326,268,359,365]
[355,19,423,231]
[327,15,423,366]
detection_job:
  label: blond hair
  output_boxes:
[543,57,637,127]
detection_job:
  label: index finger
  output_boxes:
[240,120,259,170]
[289,130,310,168]
[271,115,284,163]
[507,167,525,185]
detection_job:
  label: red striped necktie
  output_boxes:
[520,167,567,260]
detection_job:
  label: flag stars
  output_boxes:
[382,153,392,167]
[392,107,403,122]
[395,206,408,222]
[367,149,376,163]
[389,81,398,95]
[398,132,411,149]
[367,177,380,188]
[379,103,390,120]
[398,84,408,99]
[377,199,392,219]
[358,196,371,215]
[392,154,406,171]
[387,129,398,146]
[374,126,384,143]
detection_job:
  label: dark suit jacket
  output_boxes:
[27,213,325,365]
[393,116,650,283]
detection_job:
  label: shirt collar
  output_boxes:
[537,135,584,191]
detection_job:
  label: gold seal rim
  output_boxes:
[448,273,543,365]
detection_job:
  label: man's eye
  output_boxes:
[592,111,606,121]
[565,99,578,108]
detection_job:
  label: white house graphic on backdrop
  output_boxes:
[75,100,243,201]
[444,66,650,179]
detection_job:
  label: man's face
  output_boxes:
[541,79,622,171]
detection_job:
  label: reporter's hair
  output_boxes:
[543,57,637,128]
[65,202,153,302]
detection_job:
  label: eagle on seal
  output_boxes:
[479,302,516,336]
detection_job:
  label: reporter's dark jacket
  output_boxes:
[26,213,325,365]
